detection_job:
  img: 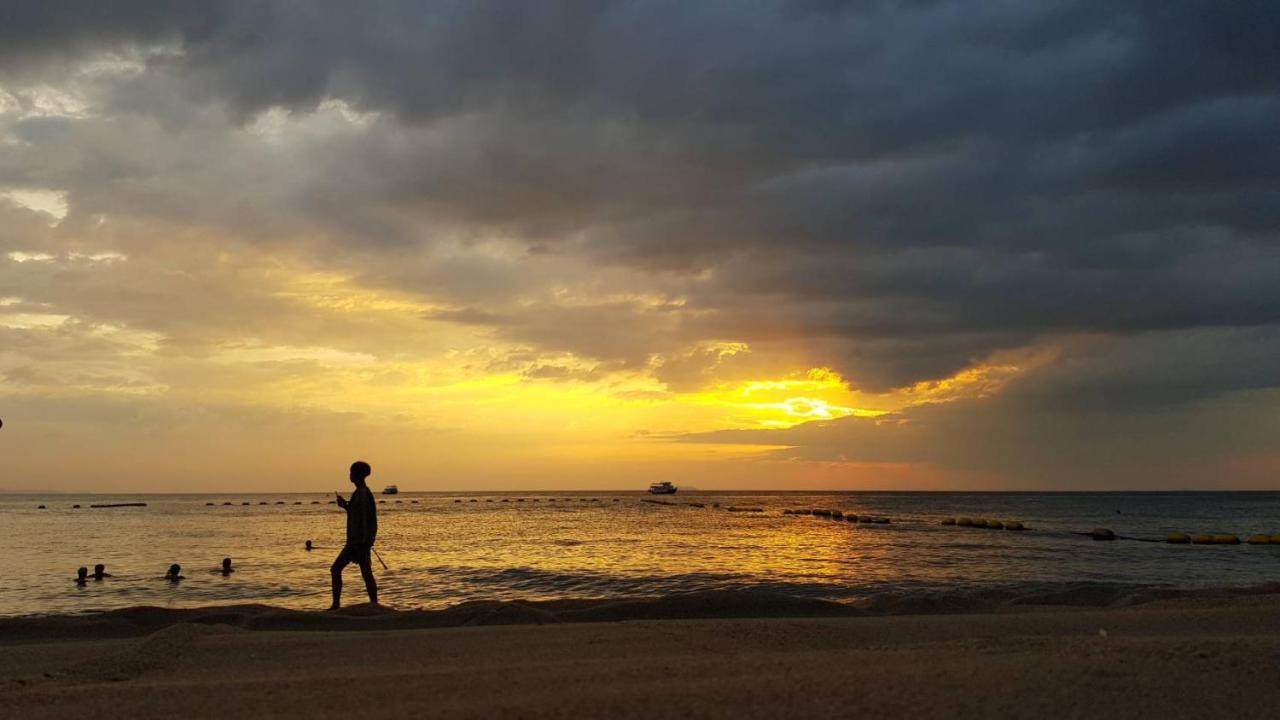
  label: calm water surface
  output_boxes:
[2,491,1279,617]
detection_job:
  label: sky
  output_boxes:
[1,1,1278,492]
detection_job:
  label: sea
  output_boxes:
[2,491,1278,618]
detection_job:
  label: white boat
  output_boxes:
[381,485,399,495]
[648,481,677,495]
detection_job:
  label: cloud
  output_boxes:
[2,1,1279,487]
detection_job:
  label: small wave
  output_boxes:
[423,565,878,602]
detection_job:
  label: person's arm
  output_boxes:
[335,491,349,510]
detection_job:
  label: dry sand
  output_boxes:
[2,589,1279,719]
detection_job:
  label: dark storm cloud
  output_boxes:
[0,1,219,71]
[4,0,1280,399]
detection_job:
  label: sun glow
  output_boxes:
[1,256,1051,489]
[676,368,883,429]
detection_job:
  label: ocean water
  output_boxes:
[2,491,1278,617]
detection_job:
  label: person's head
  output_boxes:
[167,563,181,577]
[349,461,371,486]
[77,566,87,580]
[221,557,232,571]
[305,539,313,551]
[93,563,105,577]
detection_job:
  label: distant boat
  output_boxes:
[381,485,399,495]
[648,481,677,495]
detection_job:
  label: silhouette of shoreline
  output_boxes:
[4,583,1280,642]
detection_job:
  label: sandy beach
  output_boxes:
[3,589,1279,719]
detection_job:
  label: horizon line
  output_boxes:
[2,488,1275,495]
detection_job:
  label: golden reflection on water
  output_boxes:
[6,490,1279,616]
[4,493,931,614]
[369,496,959,608]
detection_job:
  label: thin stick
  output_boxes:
[372,547,389,570]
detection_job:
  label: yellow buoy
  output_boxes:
[941,517,956,525]
[1213,534,1240,545]
[1191,534,1214,544]
[1245,534,1270,545]
[1090,528,1116,541]
[1166,532,1190,544]
[986,520,1004,529]
[1271,534,1280,544]
[1005,521,1025,531]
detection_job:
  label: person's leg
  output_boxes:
[357,548,378,605]
[330,546,352,609]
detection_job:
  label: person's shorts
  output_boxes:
[334,542,373,567]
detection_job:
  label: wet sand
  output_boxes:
[2,589,1279,719]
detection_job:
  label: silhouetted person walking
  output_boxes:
[331,460,378,609]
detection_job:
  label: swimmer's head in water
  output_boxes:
[350,460,372,484]
[167,563,181,577]
[222,557,232,571]
[77,567,87,580]
[93,564,105,577]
